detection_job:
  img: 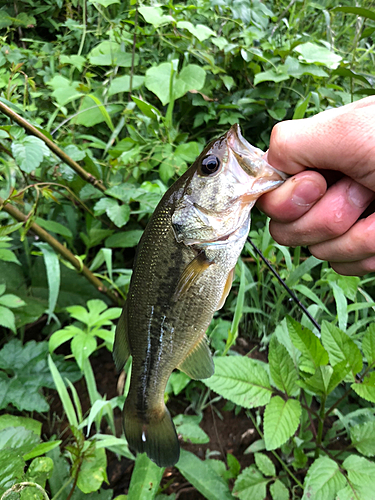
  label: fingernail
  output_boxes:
[347,181,374,208]
[291,180,323,207]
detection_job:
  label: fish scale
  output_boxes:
[113,124,287,467]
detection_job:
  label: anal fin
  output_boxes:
[113,301,131,372]
[178,336,214,380]
[216,267,235,311]
[173,252,212,301]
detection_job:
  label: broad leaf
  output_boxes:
[302,457,346,500]
[176,449,233,500]
[300,363,349,396]
[0,339,81,412]
[127,453,164,499]
[287,317,328,374]
[342,455,375,499]
[362,324,375,367]
[269,336,299,396]
[270,479,289,500]
[204,356,272,409]
[0,449,25,494]
[0,306,16,332]
[233,465,268,500]
[254,452,275,477]
[139,6,174,27]
[321,321,362,376]
[264,397,301,450]
[12,136,50,173]
[352,372,375,403]
[173,415,209,444]
[77,446,107,494]
[177,21,215,41]
[351,421,375,457]
[105,230,143,248]
[71,334,97,370]
[294,42,342,69]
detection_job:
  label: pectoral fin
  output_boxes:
[216,267,235,311]
[173,252,212,301]
[113,301,130,372]
[178,336,214,380]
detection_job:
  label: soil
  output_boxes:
[39,334,275,499]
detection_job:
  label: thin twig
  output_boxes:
[0,196,122,306]
[0,100,107,192]
[247,237,321,332]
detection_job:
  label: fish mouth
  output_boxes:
[226,124,288,185]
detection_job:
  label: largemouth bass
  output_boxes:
[114,124,286,467]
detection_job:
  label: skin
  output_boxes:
[257,96,375,276]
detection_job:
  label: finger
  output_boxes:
[257,171,327,223]
[309,212,375,262]
[330,256,375,277]
[267,99,375,189]
[269,177,375,247]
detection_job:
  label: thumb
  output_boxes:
[267,97,375,191]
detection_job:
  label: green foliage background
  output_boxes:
[0,0,375,499]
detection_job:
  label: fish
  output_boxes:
[113,124,287,468]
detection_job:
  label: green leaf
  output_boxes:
[254,452,276,477]
[176,449,233,500]
[342,455,375,499]
[329,281,348,331]
[139,6,174,27]
[106,203,130,228]
[294,42,342,69]
[174,142,201,162]
[34,243,60,322]
[300,363,349,396]
[77,446,107,494]
[269,336,299,396]
[88,41,136,67]
[23,440,61,461]
[0,248,21,265]
[351,421,375,457]
[48,355,78,427]
[0,306,16,332]
[352,372,375,403]
[203,356,272,408]
[270,480,289,500]
[60,54,86,71]
[254,69,289,86]
[127,453,164,498]
[0,426,39,454]
[286,256,322,287]
[176,21,215,41]
[131,96,161,120]
[145,63,206,105]
[71,334,97,370]
[105,230,143,248]
[108,75,144,96]
[0,415,41,435]
[332,6,375,21]
[92,0,120,6]
[0,222,23,237]
[293,92,311,120]
[12,136,50,173]
[173,415,209,444]
[362,324,375,366]
[264,396,301,450]
[49,325,81,353]
[24,456,54,492]
[86,94,114,131]
[233,465,268,500]
[302,456,346,500]
[35,218,73,239]
[287,317,328,374]
[0,449,25,493]
[321,321,362,377]
[337,276,360,301]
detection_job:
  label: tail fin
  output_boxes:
[124,403,180,468]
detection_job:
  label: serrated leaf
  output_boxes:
[302,457,346,500]
[287,317,328,374]
[321,321,362,377]
[342,454,375,499]
[264,397,301,450]
[233,465,268,500]
[300,362,349,396]
[269,336,299,396]
[362,324,375,367]
[203,357,272,409]
[351,372,375,403]
[0,339,81,413]
[12,136,50,173]
[176,449,233,500]
[350,421,375,457]
[254,452,275,477]
[270,479,289,500]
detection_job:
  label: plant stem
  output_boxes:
[0,196,122,306]
[315,394,326,459]
[0,101,107,192]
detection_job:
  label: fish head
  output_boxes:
[172,124,287,246]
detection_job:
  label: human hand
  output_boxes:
[257,96,375,276]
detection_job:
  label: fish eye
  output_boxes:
[199,155,221,176]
